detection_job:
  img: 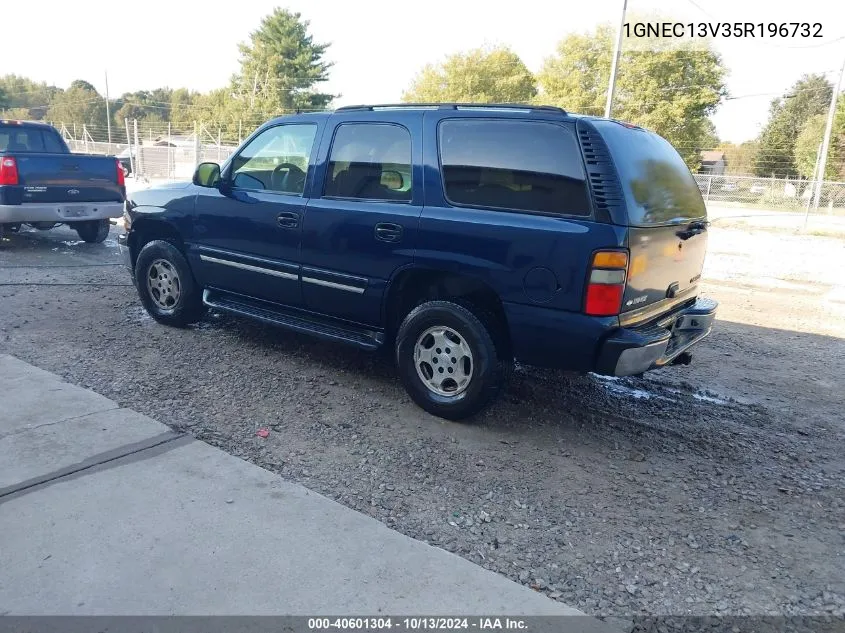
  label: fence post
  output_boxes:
[133,119,142,179]
[705,175,712,202]
[194,121,201,168]
[168,122,173,180]
[124,118,135,176]
[217,127,222,162]
[238,120,242,146]
[82,125,89,153]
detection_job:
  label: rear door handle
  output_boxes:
[277,211,300,229]
[374,222,403,243]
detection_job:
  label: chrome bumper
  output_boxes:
[0,201,124,223]
[597,297,718,377]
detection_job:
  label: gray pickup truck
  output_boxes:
[0,120,125,243]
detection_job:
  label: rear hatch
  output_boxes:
[592,120,708,319]
[0,123,123,204]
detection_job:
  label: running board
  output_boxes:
[202,289,384,351]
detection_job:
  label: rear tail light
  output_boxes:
[116,158,125,188]
[585,250,628,316]
[0,157,19,185]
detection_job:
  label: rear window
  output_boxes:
[438,119,591,216]
[0,125,67,153]
[594,121,706,226]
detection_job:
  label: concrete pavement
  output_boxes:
[0,354,623,631]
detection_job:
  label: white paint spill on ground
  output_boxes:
[692,392,730,405]
[591,373,732,406]
[589,373,671,401]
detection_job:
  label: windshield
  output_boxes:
[594,120,706,227]
[0,125,68,153]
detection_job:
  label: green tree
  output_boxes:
[46,80,108,141]
[231,8,334,115]
[536,25,727,167]
[755,74,832,177]
[402,46,536,104]
[795,97,845,181]
[113,88,174,128]
[0,74,62,119]
[717,141,760,176]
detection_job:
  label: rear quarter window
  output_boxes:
[438,119,591,217]
[593,120,706,226]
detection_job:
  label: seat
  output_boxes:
[328,162,384,199]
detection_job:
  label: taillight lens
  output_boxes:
[116,158,125,188]
[585,250,628,316]
[0,157,19,185]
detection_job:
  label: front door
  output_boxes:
[300,115,423,326]
[188,122,319,307]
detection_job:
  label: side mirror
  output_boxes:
[193,162,221,188]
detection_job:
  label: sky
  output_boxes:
[2,0,843,144]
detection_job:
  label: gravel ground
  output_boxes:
[1,223,844,619]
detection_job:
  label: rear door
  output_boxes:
[419,112,619,313]
[189,121,320,307]
[591,120,709,319]
[300,113,423,326]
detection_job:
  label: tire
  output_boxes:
[134,239,205,327]
[74,219,110,243]
[395,300,510,421]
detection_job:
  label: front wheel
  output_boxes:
[74,219,110,243]
[134,240,205,327]
[395,300,510,421]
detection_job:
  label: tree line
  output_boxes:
[1,7,842,178]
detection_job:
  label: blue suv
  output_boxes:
[119,103,717,420]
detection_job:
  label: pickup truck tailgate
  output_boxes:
[8,153,123,204]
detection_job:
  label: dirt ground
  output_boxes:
[1,221,843,618]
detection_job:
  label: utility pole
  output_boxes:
[810,53,845,213]
[104,70,112,146]
[605,0,628,118]
[804,141,823,226]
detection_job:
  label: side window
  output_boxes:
[324,123,411,202]
[438,119,591,216]
[230,124,317,195]
[43,130,67,153]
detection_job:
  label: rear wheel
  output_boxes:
[135,240,204,327]
[74,219,110,243]
[395,300,510,421]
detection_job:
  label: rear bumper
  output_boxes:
[0,202,124,224]
[595,297,718,376]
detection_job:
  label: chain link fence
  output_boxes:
[58,120,245,185]
[693,174,845,214]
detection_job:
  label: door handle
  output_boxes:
[374,222,403,243]
[277,212,300,229]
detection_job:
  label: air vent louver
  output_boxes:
[576,121,624,223]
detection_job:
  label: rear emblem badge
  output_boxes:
[68,189,80,195]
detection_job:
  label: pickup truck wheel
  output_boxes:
[74,219,110,243]
[395,300,508,421]
[135,240,204,327]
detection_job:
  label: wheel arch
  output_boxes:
[382,266,512,356]
[128,214,186,269]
